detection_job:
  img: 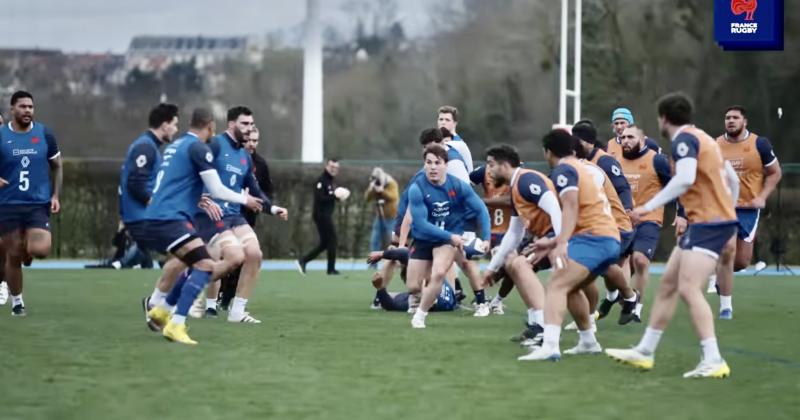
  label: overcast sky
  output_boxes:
[0,0,432,53]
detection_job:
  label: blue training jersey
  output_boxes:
[434,281,457,311]
[119,131,162,223]
[203,133,260,217]
[394,169,425,231]
[407,173,490,244]
[146,132,216,221]
[0,122,60,205]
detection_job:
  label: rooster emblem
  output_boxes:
[731,0,757,21]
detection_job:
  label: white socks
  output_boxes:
[11,294,23,307]
[149,288,167,307]
[543,324,561,352]
[171,314,186,325]
[634,303,644,317]
[701,337,722,362]
[606,289,619,301]
[578,329,598,345]
[635,327,663,355]
[527,308,544,326]
[230,297,248,319]
[491,295,503,306]
[206,298,217,310]
[720,295,732,311]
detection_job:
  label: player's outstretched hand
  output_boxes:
[481,269,498,288]
[51,197,61,214]
[629,206,647,225]
[245,195,263,213]
[198,196,223,221]
[0,177,8,188]
[271,206,289,220]
[366,251,384,264]
[449,234,464,249]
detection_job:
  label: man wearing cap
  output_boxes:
[607,107,662,157]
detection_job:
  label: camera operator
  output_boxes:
[365,167,399,254]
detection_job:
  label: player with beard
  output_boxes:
[617,125,673,321]
[711,106,781,319]
[606,107,662,158]
[0,91,63,316]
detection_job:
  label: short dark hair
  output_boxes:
[572,120,597,145]
[486,144,521,167]
[227,106,253,122]
[657,92,693,126]
[438,105,458,122]
[542,129,575,158]
[419,128,444,146]
[11,90,33,106]
[725,105,747,118]
[572,135,589,159]
[326,157,339,164]
[148,103,179,129]
[439,127,453,139]
[190,107,214,129]
[423,144,448,163]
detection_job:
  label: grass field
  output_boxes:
[2,269,799,420]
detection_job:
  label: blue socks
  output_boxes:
[174,270,212,317]
[165,269,191,307]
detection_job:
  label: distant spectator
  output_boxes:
[365,167,399,253]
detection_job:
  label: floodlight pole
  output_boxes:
[302,0,324,163]
[558,0,582,125]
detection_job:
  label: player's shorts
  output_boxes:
[127,219,200,255]
[409,239,448,261]
[194,214,229,243]
[735,208,760,243]
[632,222,661,261]
[679,222,738,260]
[567,234,621,276]
[619,229,634,258]
[0,204,50,235]
[490,232,505,248]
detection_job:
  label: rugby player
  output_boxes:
[0,91,63,316]
[606,92,739,378]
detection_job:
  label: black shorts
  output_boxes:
[0,204,50,235]
[678,222,738,260]
[127,219,199,255]
[632,222,662,261]
[619,229,634,258]
[409,239,448,261]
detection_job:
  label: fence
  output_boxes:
[52,160,800,265]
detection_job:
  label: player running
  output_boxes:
[712,105,781,319]
[408,144,490,329]
[479,144,562,345]
[518,129,620,361]
[131,108,263,345]
[193,106,288,323]
[0,91,63,317]
[606,92,739,378]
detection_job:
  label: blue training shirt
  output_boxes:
[407,173,490,244]
[146,132,216,221]
[119,131,162,223]
[202,133,269,217]
[0,122,60,205]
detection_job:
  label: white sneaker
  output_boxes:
[605,347,654,370]
[473,303,490,317]
[0,282,8,306]
[564,341,603,355]
[683,358,730,379]
[407,306,417,314]
[707,275,717,294]
[754,261,767,272]
[228,312,262,324]
[411,314,426,329]
[489,300,505,315]
[517,346,561,362]
[188,297,205,319]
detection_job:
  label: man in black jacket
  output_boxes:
[296,158,348,275]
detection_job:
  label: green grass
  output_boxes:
[2,270,799,420]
